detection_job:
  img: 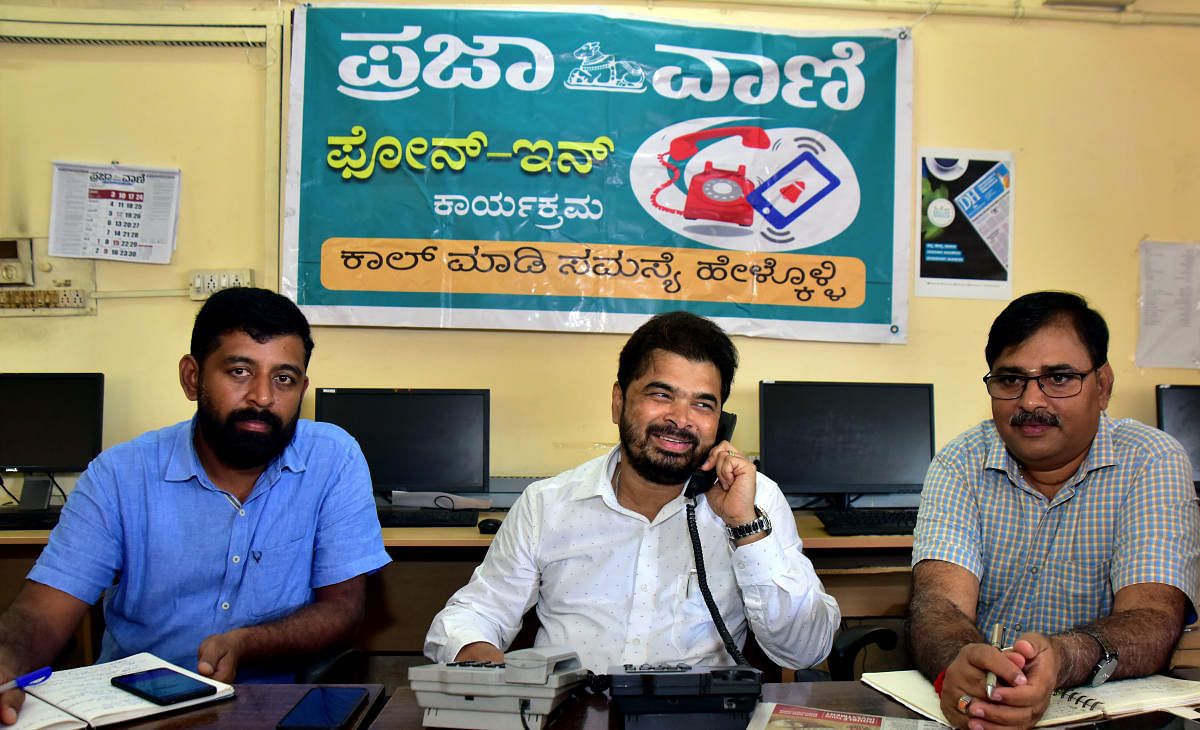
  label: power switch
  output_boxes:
[0,239,34,286]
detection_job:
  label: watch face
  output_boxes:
[1092,659,1117,686]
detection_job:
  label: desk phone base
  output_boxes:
[409,646,586,729]
[610,663,762,729]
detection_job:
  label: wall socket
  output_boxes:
[188,268,254,300]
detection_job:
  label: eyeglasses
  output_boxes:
[982,368,1098,400]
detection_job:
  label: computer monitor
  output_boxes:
[1156,385,1200,485]
[0,373,105,475]
[314,387,489,495]
[758,380,935,509]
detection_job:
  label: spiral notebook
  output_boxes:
[861,670,1200,726]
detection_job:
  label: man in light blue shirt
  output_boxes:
[0,288,389,725]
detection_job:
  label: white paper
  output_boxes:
[1137,240,1200,369]
[48,162,180,264]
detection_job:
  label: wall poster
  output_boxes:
[915,148,1013,300]
[283,6,913,341]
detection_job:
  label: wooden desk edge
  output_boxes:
[0,511,914,550]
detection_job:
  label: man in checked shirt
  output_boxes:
[908,291,1200,730]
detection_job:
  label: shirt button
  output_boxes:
[232,555,240,564]
[1013,622,1022,632]
[221,602,230,610]
[1030,567,1038,575]
[238,509,246,516]
[640,585,648,591]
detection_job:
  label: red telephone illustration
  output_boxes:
[654,127,770,227]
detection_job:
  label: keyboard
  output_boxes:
[0,507,62,530]
[815,507,918,536]
[376,507,480,528]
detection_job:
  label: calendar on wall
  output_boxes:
[48,161,181,264]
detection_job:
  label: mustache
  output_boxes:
[646,423,699,447]
[1010,409,1061,427]
[228,408,283,429]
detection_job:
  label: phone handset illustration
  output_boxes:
[667,126,769,161]
[684,411,738,498]
[652,127,770,227]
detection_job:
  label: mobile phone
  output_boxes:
[110,667,217,706]
[684,411,737,498]
[277,686,369,730]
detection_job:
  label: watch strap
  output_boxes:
[1079,627,1117,686]
[726,506,772,542]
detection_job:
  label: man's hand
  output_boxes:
[453,642,504,663]
[959,633,1059,730]
[939,641,1027,729]
[698,440,758,529]
[197,630,246,683]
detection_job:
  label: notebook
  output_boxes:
[11,653,233,729]
[861,670,1200,726]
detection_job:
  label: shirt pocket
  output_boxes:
[1057,556,1112,617]
[671,569,739,659]
[244,534,311,620]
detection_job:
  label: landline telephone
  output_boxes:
[683,411,737,498]
[610,663,763,729]
[656,127,770,227]
[408,646,587,730]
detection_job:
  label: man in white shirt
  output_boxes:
[425,311,840,673]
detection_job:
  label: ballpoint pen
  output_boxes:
[986,623,1004,699]
[0,667,51,694]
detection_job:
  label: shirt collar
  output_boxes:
[570,447,621,503]
[572,447,690,521]
[163,415,307,491]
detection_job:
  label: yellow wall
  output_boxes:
[2,0,1198,483]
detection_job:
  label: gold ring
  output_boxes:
[957,694,973,714]
[727,450,735,457]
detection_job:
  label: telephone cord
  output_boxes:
[686,499,748,666]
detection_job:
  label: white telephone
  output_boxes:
[408,646,586,729]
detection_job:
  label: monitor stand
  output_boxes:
[19,477,52,510]
[826,493,853,511]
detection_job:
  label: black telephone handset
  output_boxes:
[684,412,737,498]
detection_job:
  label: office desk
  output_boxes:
[364,511,912,653]
[0,513,914,657]
[119,683,384,729]
[370,680,921,728]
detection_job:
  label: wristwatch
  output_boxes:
[726,506,772,542]
[1079,627,1118,686]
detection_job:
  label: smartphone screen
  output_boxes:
[277,687,369,730]
[110,667,217,706]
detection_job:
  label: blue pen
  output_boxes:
[0,667,51,693]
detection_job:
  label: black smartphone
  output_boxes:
[277,687,369,730]
[110,667,217,706]
[684,411,737,498]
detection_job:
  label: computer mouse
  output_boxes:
[477,518,502,535]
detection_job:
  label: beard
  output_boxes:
[618,406,710,486]
[195,387,298,470]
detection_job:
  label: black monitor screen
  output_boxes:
[1157,385,1200,480]
[758,381,934,502]
[0,373,105,473]
[315,388,489,494]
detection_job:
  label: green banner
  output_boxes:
[283,6,912,341]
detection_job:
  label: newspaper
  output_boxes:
[747,703,949,730]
